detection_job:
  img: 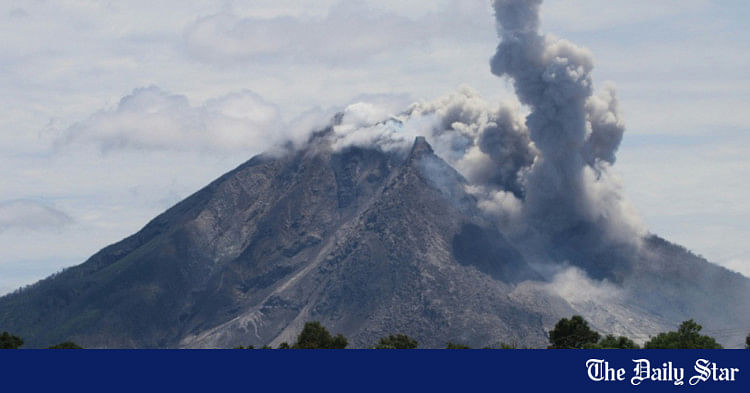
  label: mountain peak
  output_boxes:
[409,136,433,158]
[2,131,749,349]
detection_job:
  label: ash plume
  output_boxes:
[490,0,639,242]
[322,0,641,247]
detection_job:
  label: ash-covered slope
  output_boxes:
[1,134,748,348]
[180,136,546,349]
[0,135,547,348]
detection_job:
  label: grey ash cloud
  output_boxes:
[319,0,639,246]
[490,0,636,241]
[475,105,536,198]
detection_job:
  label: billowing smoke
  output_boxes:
[490,0,639,242]
[329,87,537,210]
[511,265,670,344]
[320,0,643,250]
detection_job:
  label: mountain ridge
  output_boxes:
[1,136,748,348]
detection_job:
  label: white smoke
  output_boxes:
[315,0,644,250]
[328,87,536,217]
[541,265,621,304]
[512,265,669,342]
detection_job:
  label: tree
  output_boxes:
[644,320,722,349]
[548,315,600,349]
[445,342,471,349]
[586,334,640,349]
[746,333,749,350]
[48,342,83,349]
[0,332,23,349]
[292,322,347,349]
[374,334,418,349]
[276,342,289,349]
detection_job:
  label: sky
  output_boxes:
[1,0,749,295]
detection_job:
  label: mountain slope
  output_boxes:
[180,137,546,348]
[1,135,748,348]
[0,136,545,348]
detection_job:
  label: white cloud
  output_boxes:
[541,0,710,32]
[183,0,492,65]
[0,199,72,233]
[57,86,285,153]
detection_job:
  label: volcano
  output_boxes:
[0,131,748,348]
[2,0,748,348]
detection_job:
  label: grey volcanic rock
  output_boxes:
[180,136,546,349]
[0,135,540,348]
[0,134,748,348]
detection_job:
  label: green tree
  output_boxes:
[48,342,83,349]
[644,320,722,349]
[0,332,23,349]
[548,315,600,349]
[745,333,749,349]
[292,322,347,349]
[586,334,640,349]
[374,334,418,349]
[276,343,289,349]
[445,342,471,349]
[480,343,518,349]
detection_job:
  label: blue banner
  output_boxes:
[1,350,747,392]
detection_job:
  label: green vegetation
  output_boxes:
[446,342,471,349]
[0,332,23,349]
[548,315,600,349]
[746,333,749,349]
[225,318,735,349]
[546,316,727,349]
[48,341,83,349]
[644,320,723,349]
[292,321,347,349]
[586,335,640,349]
[374,334,418,349]
[5,316,733,349]
[234,343,286,349]
[1,334,82,349]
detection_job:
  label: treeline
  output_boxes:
[2,317,749,349]
[548,316,727,349]
[0,332,82,349]
[236,317,750,350]
[233,322,470,349]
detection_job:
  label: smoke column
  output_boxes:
[490,0,629,237]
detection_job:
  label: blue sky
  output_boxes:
[1,0,749,294]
